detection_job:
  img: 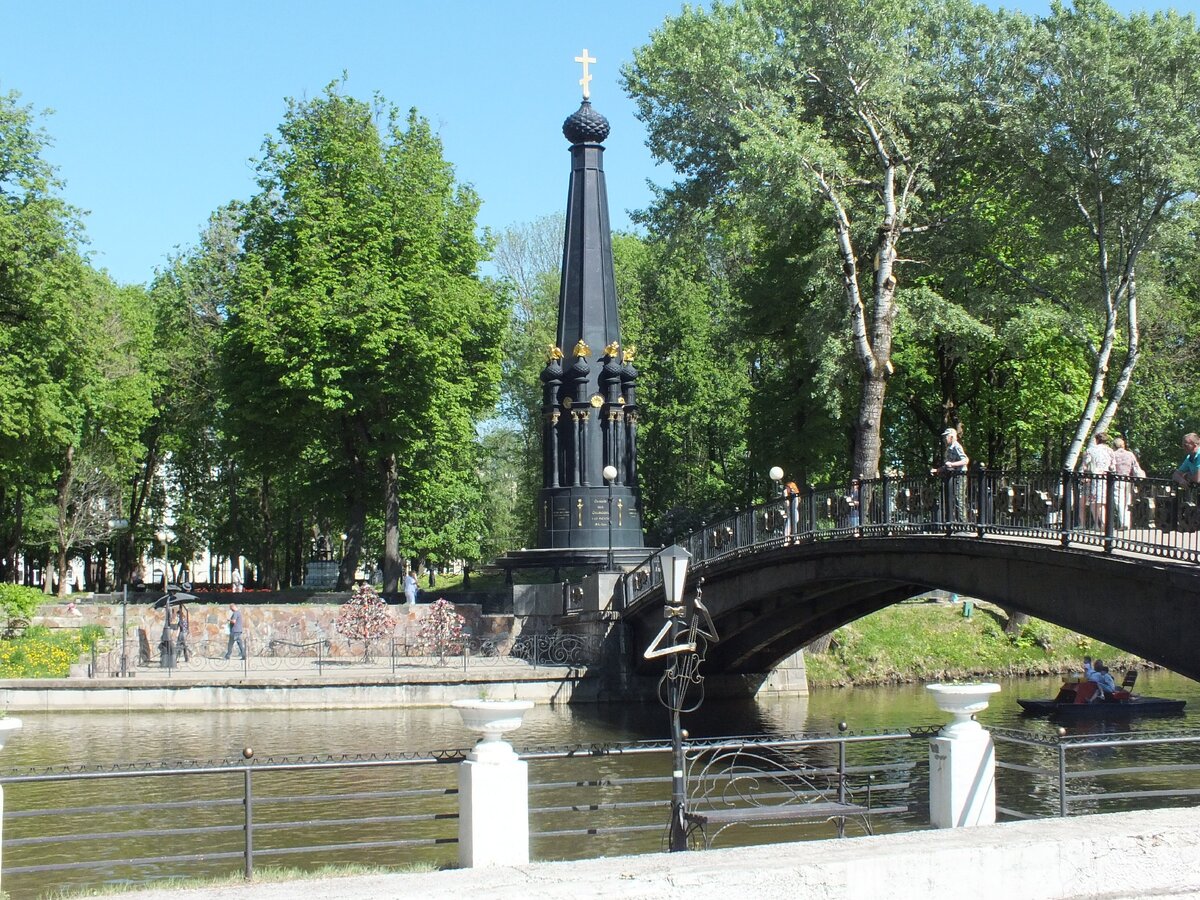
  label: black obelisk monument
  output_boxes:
[535,52,644,557]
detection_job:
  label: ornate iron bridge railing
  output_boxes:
[620,469,1200,610]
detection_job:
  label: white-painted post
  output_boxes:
[0,718,23,890]
[452,699,532,868]
[926,683,999,828]
[458,737,529,867]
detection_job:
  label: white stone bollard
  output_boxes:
[926,683,1000,828]
[0,717,22,890]
[452,699,532,868]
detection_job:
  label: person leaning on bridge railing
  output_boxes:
[1170,432,1200,533]
[932,427,969,522]
[1172,433,1200,488]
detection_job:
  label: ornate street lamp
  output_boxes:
[603,465,618,570]
[650,543,693,851]
[769,465,784,498]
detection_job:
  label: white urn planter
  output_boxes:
[926,682,1001,736]
[452,699,533,762]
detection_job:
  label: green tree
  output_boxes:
[998,0,1200,469]
[625,0,1014,479]
[226,82,502,590]
[0,89,81,582]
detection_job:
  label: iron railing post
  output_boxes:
[855,480,864,536]
[881,472,892,536]
[976,464,986,538]
[1058,742,1068,817]
[807,483,817,538]
[243,748,254,879]
[1061,470,1073,547]
[837,738,847,838]
[1104,473,1117,553]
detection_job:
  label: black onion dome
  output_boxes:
[563,101,610,144]
[602,355,622,378]
[540,358,563,383]
[568,354,591,378]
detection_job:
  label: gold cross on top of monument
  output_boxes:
[575,48,596,99]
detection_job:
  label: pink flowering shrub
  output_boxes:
[416,598,465,663]
[335,582,396,657]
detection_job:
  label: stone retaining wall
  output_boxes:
[34,601,514,658]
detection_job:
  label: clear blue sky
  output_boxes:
[5,0,1195,287]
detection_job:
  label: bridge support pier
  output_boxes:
[753,649,809,698]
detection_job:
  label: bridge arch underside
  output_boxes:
[625,537,1200,683]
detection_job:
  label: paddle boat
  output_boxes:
[1018,673,1185,717]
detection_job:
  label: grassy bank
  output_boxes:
[805,598,1139,687]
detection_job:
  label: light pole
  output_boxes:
[603,465,618,571]
[155,529,171,591]
[108,518,129,677]
[658,544,691,852]
[155,528,172,669]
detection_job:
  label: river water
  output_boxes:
[3,670,1199,898]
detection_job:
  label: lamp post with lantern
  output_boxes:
[643,545,719,852]
[603,465,618,570]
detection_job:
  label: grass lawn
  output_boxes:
[805,598,1139,687]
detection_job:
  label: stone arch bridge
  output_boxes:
[614,470,1200,683]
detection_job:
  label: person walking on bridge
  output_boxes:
[933,427,969,522]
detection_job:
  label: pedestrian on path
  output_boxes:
[403,571,418,605]
[173,602,191,662]
[223,603,246,660]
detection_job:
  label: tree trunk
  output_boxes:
[1003,609,1029,635]
[54,444,75,598]
[119,431,160,586]
[259,473,276,589]
[382,452,401,594]
[1094,271,1140,438]
[853,373,888,480]
[805,632,834,655]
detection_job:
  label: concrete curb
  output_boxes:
[110,806,1200,900]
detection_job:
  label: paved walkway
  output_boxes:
[0,654,591,711]
[108,806,1200,900]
